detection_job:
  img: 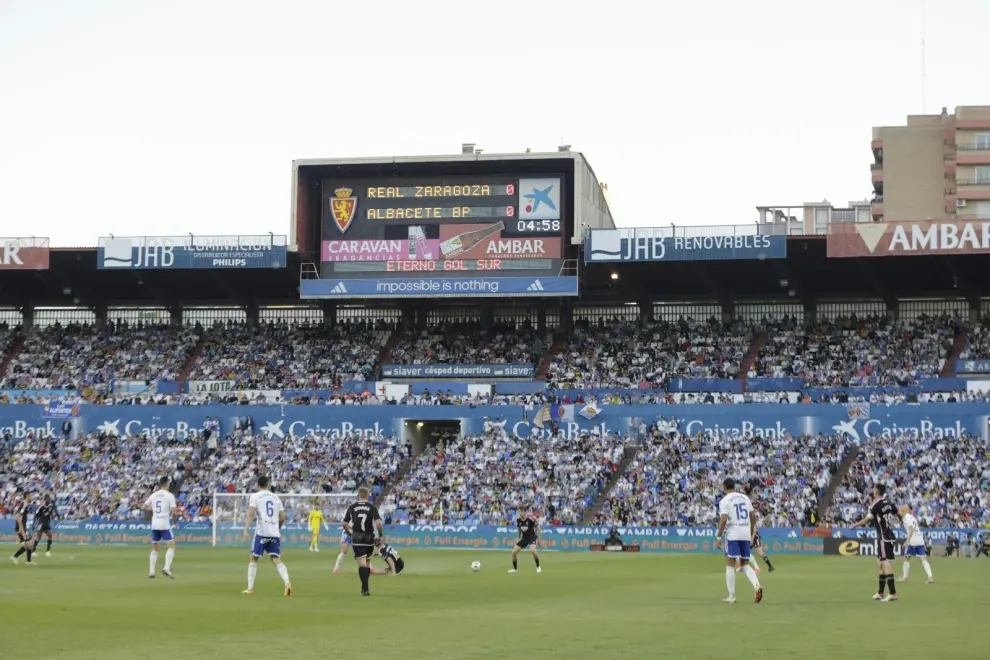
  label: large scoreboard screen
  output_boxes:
[301,168,578,299]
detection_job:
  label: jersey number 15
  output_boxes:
[734,503,748,521]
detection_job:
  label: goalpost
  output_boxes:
[211,492,357,547]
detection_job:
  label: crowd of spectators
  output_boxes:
[1,322,198,392]
[188,320,392,389]
[829,432,990,529]
[380,427,629,526]
[752,313,959,387]
[0,312,975,401]
[546,317,756,390]
[390,320,547,365]
[0,426,405,525]
[596,429,841,528]
[959,317,990,360]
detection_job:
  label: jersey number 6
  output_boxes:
[265,501,275,518]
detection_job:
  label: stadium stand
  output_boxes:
[959,318,990,360]
[545,317,755,390]
[1,240,989,536]
[1,322,198,392]
[827,432,990,529]
[390,320,547,365]
[0,428,404,523]
[752,314,960,387]
[188,320,392,389]
[595,429,840,528]
[379,429,630,525]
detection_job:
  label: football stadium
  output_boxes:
[1,144,988,659]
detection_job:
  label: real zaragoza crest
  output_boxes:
[330,187,358,233]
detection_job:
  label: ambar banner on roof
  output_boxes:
[0,237,49,270]
[827,219,990,258]
[97,235,288,269]
[584,228,786,263]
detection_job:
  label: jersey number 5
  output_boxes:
[155,501,162,514]
[734,502,748,521]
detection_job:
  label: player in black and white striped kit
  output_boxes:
[375,537,405,575]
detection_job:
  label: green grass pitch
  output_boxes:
[1,547,986,660]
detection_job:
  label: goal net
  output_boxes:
[211,492,356,547]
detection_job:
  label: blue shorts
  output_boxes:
[252,535,282,558]
[151,529,173,543]
[341,533,352,546]
[905,544,927,557]
[725,540,752,560]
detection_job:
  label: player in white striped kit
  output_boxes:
[898,505,934,583]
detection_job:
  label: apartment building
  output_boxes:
[871,106,990,222]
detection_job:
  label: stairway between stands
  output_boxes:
[816,444,862,524]
[176,330,209,387]
[940,325,968,377]
[737,329,767,393]
[536,332,567,380]
[374,326,403,374]
[0,335,25,382]
[375,456,415,506]
[580,446,638,524]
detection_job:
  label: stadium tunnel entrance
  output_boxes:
[401,419,463,456]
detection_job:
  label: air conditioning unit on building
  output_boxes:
[957,199,967,208]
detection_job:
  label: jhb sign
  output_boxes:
[98,235,288,269]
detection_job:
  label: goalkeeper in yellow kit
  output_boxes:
[308,506,328,552]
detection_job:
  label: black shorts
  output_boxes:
[352,544,374,559]
[516,535,537,549]
[17,532,29,544]
[752,534,763,549]
[876,539,895,561]
[36,524,51,535]
[393,557,405,575]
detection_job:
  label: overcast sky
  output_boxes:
[0,0,985,246]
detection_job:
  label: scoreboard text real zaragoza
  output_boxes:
[321,175,565,277]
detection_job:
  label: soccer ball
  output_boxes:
[471,561,482,571]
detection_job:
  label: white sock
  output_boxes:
[149,550,158,575]
[742,564,761,590]
[247,563,257,590]
[276,563,290,586]
[921,560,933,579]
[902,562,910,579]
[725,566,736,598]
[164,548,174,571]
[334,553,345,571]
